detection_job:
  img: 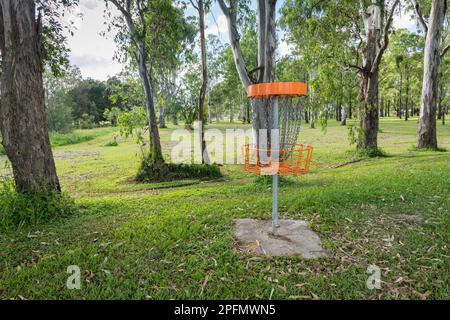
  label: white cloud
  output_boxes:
[80,0,98,10]
[279,39,294,57]
[66,1,123,80]
[206,14,228,36]
[393,12,419,32]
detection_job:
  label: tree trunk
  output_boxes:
[159,106,166,128]
[398,67,403,119]
[197,0,209,164]
[358,27,380,150]
[0,0,60,193]
[405,65,410,121]
[417,0,446,149]
[136,45,163,162]
[219,0,278,148]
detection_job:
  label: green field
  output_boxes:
[0,117,449,299]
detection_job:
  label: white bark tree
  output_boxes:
[409,0,448,149]
[218,0,277,147]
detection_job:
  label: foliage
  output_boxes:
[136,155,222,182]
[117,106,149,155]
[103,107,123,126]
[0,179,77,231]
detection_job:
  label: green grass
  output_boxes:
[50,127,116,147]
[0,117,449,300]
[0,128,115,155]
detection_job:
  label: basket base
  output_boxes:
[234,218,326,258]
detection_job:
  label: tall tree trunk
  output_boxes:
[416,0,446,149]
[405,65,410,121]
[398,67,403,119]
[136,45,163,162]
[0,0,60,193]
[358,29,380,150]
[159,106,166,128]
[357,0,399,151]
[197,0,209,164]
[219,0,278,148]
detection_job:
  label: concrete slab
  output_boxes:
[234,219,326,258]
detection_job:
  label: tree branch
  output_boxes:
[217,0,229,16]
[370,0,400,74]
[189,0,199,12]
[441,44,450,58]
[409,0,428,37]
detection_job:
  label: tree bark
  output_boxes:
[405,65,410,121]
[0,0,60,193]
[197,0,210,164]
[219,0,278,148]
[416,0,447,149]
[357,0,399,151]
[108,0,163,162]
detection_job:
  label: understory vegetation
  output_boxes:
[136,159,222,183]
[0,118,448,299]
[0,179,77,231]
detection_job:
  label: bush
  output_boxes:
[136,157,222,183]
[105,140,119,147]
[0,143,4,156]
[0,180,77,231]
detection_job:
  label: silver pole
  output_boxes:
[272,98,279,236]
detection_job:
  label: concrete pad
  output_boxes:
[234,219,326,258]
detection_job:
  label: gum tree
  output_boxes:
[409,0,449,149]
[0,0,78,192]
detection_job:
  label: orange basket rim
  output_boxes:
[244,143,313,153]
[247,82,308,99]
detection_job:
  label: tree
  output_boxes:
[189,0,210,164]
[0,0,77,192]
[357,0,400,151]
[409,0,449,149]
[105,0,164,163]
[218,0,277,147]
[44,65,82,133]
[281,0,400,151]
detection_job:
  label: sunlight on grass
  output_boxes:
[0,118,449,299]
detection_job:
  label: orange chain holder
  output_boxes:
[243,82,313,235]
[243,143,313,176]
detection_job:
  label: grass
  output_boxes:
[50,127,116,147]
[0,128,115,155]
[0,117,448,300]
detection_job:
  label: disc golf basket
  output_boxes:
[243,82,313,235]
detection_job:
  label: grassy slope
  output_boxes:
[0,117,448,299]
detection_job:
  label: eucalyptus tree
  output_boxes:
[218,0,278,145]
[105,0,191,163]
[281,0,400,152]
[408,0,449,149]
[188,0,211,164]
[0,0,78,192]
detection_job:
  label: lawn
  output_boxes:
[0,117,448,299]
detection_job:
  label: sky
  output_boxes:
[67,0,418,81]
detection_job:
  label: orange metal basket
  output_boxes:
[243,144,313,176]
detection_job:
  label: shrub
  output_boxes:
[136,157,222,183]
[0,180,77,231]
[105,140,119,147]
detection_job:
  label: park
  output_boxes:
[0,0,448,302]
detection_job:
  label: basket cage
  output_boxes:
[243,95,312,176]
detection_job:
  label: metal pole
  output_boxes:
[272,98,279,235]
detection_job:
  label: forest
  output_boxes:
[0,0,448,302]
